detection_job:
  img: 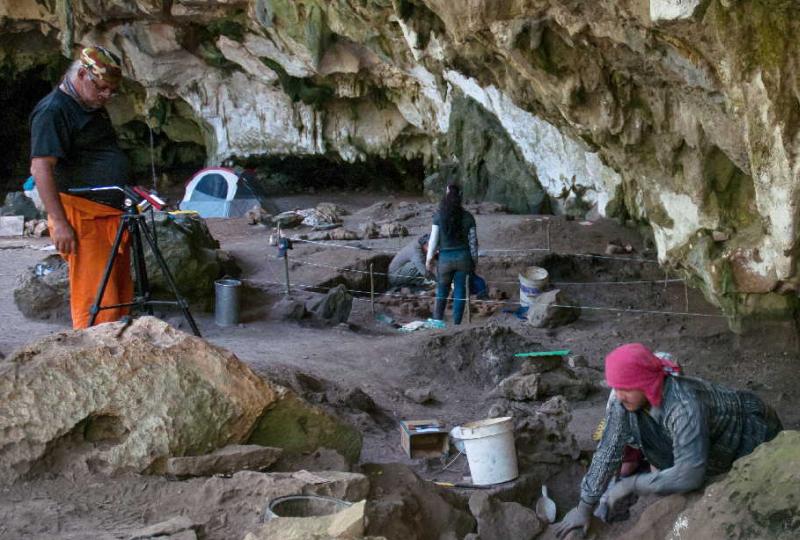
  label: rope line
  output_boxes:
[268,255,683,287]
[249,277,725,319]
[287,235,662,264]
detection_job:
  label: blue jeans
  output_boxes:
[434,249,472,324]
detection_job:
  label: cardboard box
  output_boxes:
[400,419,449,459]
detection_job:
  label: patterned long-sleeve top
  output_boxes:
[580,375,780,504]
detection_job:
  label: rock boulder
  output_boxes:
[0,317,361,484]
[143,212,240,309]
[667,430,800,540]
[13,254,70,321]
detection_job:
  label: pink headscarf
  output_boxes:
[604,343,681,407]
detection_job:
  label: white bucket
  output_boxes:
[519,266,549,307]
[456,417,518,485]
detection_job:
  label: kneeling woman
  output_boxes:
[425,183,477,325]
[554,343,782,538]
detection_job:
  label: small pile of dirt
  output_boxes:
[411,324,538,387]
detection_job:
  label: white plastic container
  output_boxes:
[519,266,549,307]
[456,417,518,485]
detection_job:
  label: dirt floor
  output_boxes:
[1,190,798,539]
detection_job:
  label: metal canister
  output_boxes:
[214,278,241,326]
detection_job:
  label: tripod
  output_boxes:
[88,200,201,336]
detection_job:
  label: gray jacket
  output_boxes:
[581,375,781,504]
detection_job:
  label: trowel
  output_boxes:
[535,484,557,524]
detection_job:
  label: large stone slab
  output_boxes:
[0,317,362,485]
[0,317,274,484]
[163,444,283,477]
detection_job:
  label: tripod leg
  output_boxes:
[138,220,202,337]
[129,219,153,316]
[88,215,126,327]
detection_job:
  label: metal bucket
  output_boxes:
[214,278,241,326]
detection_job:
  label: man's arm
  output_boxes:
[468,226,478,264]
[579,395,629,504]
[410,243,428,276]
[554,394,629,538]
[425,225,439,273]
[31,157,77,254]
[632,400,708,495]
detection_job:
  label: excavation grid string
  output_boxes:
[269,255,684,287]
[267,235,706,316]
[251,276,725,319]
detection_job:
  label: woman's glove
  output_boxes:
[552,500,593,539]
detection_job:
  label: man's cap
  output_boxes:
[80,46,122,85]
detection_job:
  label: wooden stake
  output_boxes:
[546,221,552,252]
[370,263,375,314]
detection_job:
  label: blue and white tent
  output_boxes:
[178,167,260,218]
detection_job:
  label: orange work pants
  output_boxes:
[49,193,133,329]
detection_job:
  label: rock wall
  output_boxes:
[2,0,799,320]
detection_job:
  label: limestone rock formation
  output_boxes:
[525,289,581,329]
[143,212,240,309]
[0,317,361,484]
[2,1,799,320]
[163,444,283,477]
[496,363,593,402]
[469,491,542,540]
[244,499,367,540]
[488,396,580,467]
[667,430,800,540]
[13,254,70,321]
[248,387,363,466]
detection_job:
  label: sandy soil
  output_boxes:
[1,190,798,539]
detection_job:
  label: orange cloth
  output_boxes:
[49,193,133,329]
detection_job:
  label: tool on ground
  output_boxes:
[535,484,557,523]
[514,349,571,358]
[434,481,491,489]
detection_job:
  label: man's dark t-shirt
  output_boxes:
[29,87,129,205]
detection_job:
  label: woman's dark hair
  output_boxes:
[439,183,465,242]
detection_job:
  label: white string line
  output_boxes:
[287,237,663,265]
[249,278,725,319]
[290,237,397,254]
[268,255,684,286]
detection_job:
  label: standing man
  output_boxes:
[553,343,782,538]
[29,46,133,329]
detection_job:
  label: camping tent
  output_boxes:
[179,167,261,218]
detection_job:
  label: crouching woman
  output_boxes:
[554,343,782,538]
